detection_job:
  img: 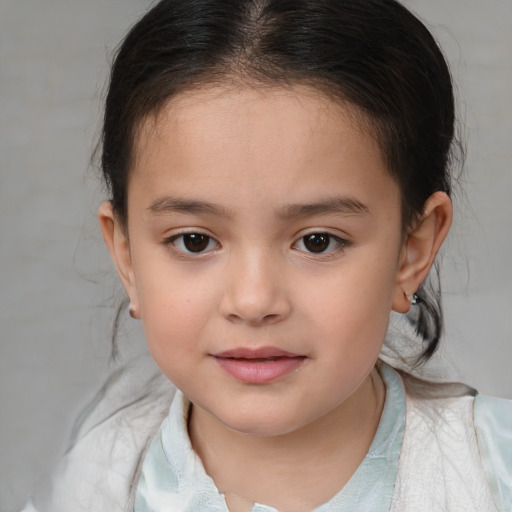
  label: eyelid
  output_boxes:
[291,230,350,256]
[161,230,221,256]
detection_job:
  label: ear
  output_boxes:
[98,201,139,315]
[392,191,452,313]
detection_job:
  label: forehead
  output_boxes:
[135,85,380,163]
[129,85,399,217]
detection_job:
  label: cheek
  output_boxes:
[131,254,219,365]
[140,287,211,382]
[300,254,398,355]
[133,240,214,313]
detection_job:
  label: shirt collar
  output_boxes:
[135,361,406,512]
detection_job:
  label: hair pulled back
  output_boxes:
[101,0,459,363]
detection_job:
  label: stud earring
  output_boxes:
[407,293,419,305]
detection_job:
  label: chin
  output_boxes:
[218,408,308,438]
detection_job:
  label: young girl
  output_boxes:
[22,0,511,511]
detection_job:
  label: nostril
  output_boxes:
[261,313,281,324]
[224,309,288,326]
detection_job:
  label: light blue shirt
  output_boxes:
[135,364,404,511]
[134,363,512,511]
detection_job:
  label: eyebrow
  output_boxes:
[146,195,370,219]
[277,197,371,219]
[146,196,234,217]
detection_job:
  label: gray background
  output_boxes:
[1,1,511,510]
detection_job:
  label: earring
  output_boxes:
[407,293,419,306]
[129,304,139,319]
[403,289,419,306]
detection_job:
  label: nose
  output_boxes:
[219,249,292,326]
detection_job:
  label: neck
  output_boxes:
[189,367,385,512]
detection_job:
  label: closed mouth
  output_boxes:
[212,347,306,384]
[213,346,303,360]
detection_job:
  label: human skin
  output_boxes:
[99,85,452,511]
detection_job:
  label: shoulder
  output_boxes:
[27,358,176,512]
[393,375,505,511]
[474,394,512,512]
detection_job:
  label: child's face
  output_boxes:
[116,86,408,436]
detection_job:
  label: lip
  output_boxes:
[212,346,306,384]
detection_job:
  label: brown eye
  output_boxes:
[303,233,330,253]
[293,232,347,256]
[182,233,210,252]
[166,233,219,254]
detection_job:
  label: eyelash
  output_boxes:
[292,232,349,257]
[161,231,349,257]
[162,232,220,256]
